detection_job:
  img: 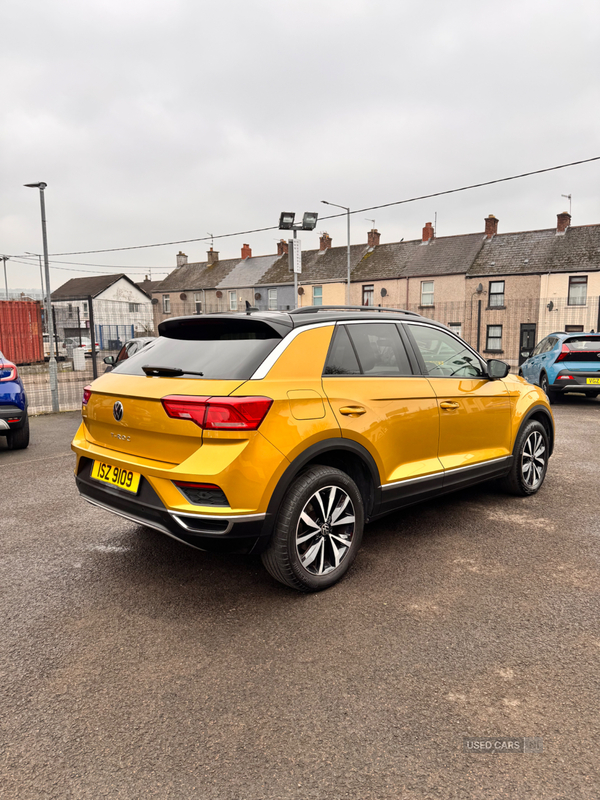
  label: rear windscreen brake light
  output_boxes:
[162,395,273,431]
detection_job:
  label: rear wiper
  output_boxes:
[142,365,204,377]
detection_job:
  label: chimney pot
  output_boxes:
[367,229,381,248]
[320,232,332,251]
[241,243,252,260]
[207,247,219,266]
[556,211,571,235]
[277,239,288,256]
[484,214,499,239]
[422,222,434,243]
[176,250,188,268]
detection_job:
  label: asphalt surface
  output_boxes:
[1,401,599,799]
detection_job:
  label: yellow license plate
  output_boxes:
[586,377,600,384]
[91,461,141,494]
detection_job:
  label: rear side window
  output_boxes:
[324,323,412,377]
[113,319,282,380]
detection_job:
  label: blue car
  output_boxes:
[0,350,29,449]
[520,332,600,403]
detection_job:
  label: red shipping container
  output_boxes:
[0,300,44,364]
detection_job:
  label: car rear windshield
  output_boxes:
[112,319,283,380]
[565,336,600,350]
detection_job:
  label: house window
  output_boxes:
[421,280,434,306]
[229,291,237,311]
[565,325,584,332]
[162,295,170,314]
[82,301,88,315]
[194,293,202,314]
[68,303,73,318]
[448,322,462,339]
[129,303,140,313]
[268,288,278,310]
[489,281,505,307]
[568,275,587,306]
[486,325,503,351]
[362,285,374,306]
[313,286,323,306]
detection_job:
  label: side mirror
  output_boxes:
[103,356,115,365]
[487,359,510,380]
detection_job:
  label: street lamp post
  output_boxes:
[278,211,319,309]
[321,200,351,304]
[1,256,8,300]
[24,182,59,412]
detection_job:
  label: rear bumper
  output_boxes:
[0,403,27,431]
[75,457,271,554]
[551,370,600,394]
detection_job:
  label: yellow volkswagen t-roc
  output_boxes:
[72,307,554,591]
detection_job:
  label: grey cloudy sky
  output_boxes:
[1,0,599,291]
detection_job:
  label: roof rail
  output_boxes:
[289,304,422,317]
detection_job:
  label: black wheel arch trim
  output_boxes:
[263,438,381,538]
[516,404,555,456]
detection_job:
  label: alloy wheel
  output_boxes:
[521,430,546,490]
[295,485,355,576]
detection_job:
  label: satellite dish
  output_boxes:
[151,298,159,305]
[381,288,388,297]
[254,292,262,300]
[216,291,223,298]
[298,287,304,295]
[179,293,187,301]
[476,283,483,293]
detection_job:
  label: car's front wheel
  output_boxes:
[261,466,364,592]
[501,420,549,496]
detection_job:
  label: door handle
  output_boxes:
[339,406,367,417]
[440,401,460,410]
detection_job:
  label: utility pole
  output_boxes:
[1,256,8,300]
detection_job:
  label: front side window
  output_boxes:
[313,286,323,306]
[362,285,374,306]
[229,291,238,311]
[268,288,278,310]
[324,323,412,377]
[421,281,434,306]
[407,324,485,378]
[489,281,505,307]
[162,295,170,314]
[486,325,503,352]
[568,276,587,306]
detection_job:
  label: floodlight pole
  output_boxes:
[1,256,8,300]
[293,229,298,308]
[25,182,59,412]
[278,211,318,310]
[322,200,351,304]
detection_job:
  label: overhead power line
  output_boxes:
[17,155,600,257]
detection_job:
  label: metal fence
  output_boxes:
[3,294,600,415]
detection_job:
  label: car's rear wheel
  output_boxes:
[261,466,364,592]
[5,416,30,450]
[539,373,556,403]
[501,420,549,496]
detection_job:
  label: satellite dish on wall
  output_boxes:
[180,293,187,301]
[476,283,484,293]
[298,287,305,295]
[151,298,159,305]
[380,288,388,297]
[216,291,223,299]
[254,292,262,300]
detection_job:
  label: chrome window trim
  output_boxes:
[380,456,510,491]
[250,322,335,380]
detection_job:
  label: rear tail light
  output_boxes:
[0,361,17,382]
[82,385,92,405]
[174,481,229,506]
[162,395,273,431]
[556,344,570,362]
[557,375,573,380]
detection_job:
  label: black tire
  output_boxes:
[539,373,557,404]
[6,416,30,450]
[261,465,364,592]
[500,420,549,496]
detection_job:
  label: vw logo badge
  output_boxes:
[113,401,124,422]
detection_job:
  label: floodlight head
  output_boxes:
[24,182,47,190]
[278,211,295,230]
[301,212,318,231]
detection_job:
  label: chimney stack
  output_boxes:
[367,229,381,248]
[485,214,499,239]
[176,251,188,268]
[320,232,332,251]
[207,247,219,266]
[241,243,252,260]
[277,239,288,256]
[422,222,434,243]
[556,211,571,235]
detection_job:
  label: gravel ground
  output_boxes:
[0,400,599,799]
